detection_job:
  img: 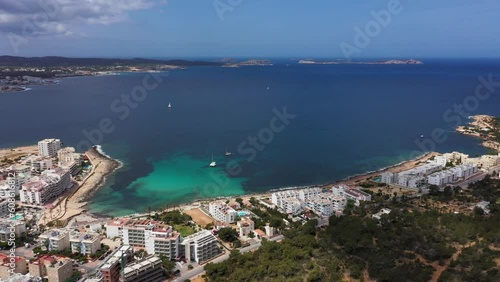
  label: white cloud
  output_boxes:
[0,0,166,36]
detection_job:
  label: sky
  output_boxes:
[0,0,499,59]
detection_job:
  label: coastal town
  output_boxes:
[1,116,499,282]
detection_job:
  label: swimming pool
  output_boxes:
[237,211,248,217]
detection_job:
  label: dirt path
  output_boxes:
[406,241,477,282]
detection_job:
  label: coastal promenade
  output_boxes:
[38,147,120,226]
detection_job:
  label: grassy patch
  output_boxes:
[174,224,195,237]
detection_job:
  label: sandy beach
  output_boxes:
[0,145,38,160]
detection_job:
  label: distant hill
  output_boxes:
[0,56,222,67]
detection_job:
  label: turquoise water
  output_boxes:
[89,152,246,216]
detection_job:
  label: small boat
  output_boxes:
[420,134,424,138]
[168,102,172,108]
[209,155,216,167]
[225,148,232,156]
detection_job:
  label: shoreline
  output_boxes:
[456,115,500,153]
[83,150,439,218]
[38,146,122,225]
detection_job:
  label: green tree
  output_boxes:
[218,227,239,242]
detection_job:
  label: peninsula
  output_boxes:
[299,58,424,65]
[456,115,500,152]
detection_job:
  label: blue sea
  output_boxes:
[1,59,499,216]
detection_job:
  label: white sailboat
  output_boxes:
[209,155,216,167]
[225,148,232,156]
[168,102,172,108]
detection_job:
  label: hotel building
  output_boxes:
[105,218,130,239]
[182,230,221,263]
[122,220,181,258]
[38,139,62,157]
[20,168,71,205]
[100,245,134,282]
[208,201,237,223]
[122,255,164,282]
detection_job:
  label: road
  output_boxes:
[173,235,284,282]
[455,165,499,188]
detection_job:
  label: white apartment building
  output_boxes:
[332,185,371,205]
[464,154,500,169]
[298,188,322,201]
[57,147,81,166]
[122,255,164,282]
[427,164,477,186]
[331,195,347,211]
[25,156,53,173]
[69,231,101,255]
[182,230,221,263]
[0,172,30,196]
[237,217,255,237]
[428,171,454,186]
[305,196,334,217]
[434,155,448,167]
[145,228,181,259]
[38,139,62,157]
[38,229,70,252]
[392,162,442,188]
[281,198,303,214]
[20,168,71,205]
[0,219,26,243]
[407,176,426,189]
[271,188,323,214]
[380,172,395,184]
[121,219,182,258]
[8,164,31,174]
[208,201,237,223]
[0,199,10,218]
[105,218,130,238]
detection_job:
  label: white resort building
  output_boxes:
[208,200,238,223]
[20,168,72,205]
[38,139,62,157]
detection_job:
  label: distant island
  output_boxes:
[299,59,424,65]
[222,60,273,68]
